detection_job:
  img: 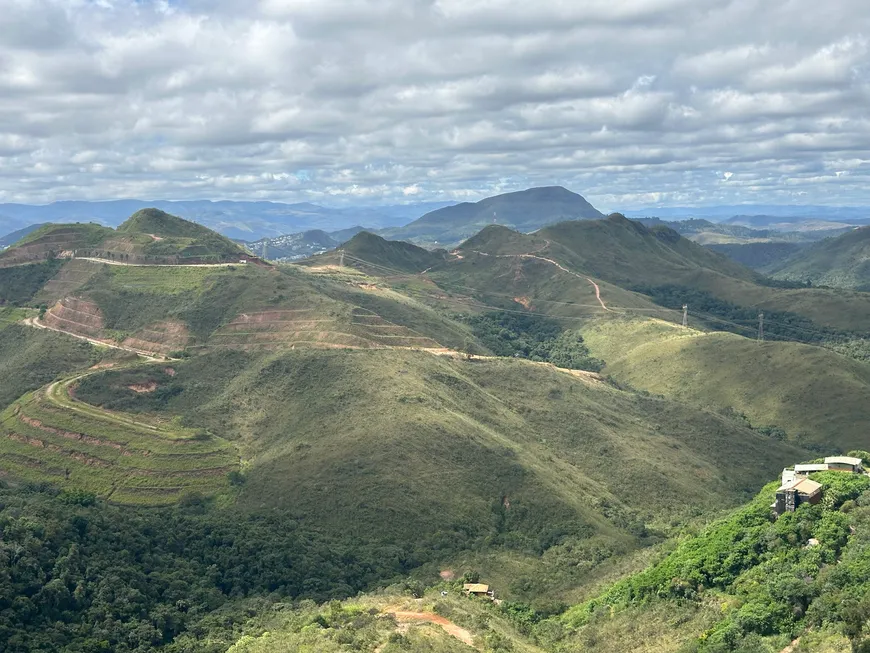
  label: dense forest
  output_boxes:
[0,484,421,653]
[464,310,604,371]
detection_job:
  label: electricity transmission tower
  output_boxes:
[682,304,688,328]
[339,250,345,268]
[757,312,764,341]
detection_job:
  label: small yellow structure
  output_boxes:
[463,583,493,598]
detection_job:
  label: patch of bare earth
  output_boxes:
[387,611,476,648]
[123,320,192,356]
[42,297,105,338]
[128,382,158,393]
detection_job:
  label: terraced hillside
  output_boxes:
[0,223,114,266]
[0,366,237,505]
[25,260,473,356]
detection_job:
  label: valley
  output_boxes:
[0,203,869,653]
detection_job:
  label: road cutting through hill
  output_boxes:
[467,249,613,311]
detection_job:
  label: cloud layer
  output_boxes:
[1,0,869,208]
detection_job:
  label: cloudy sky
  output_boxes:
[2,0,869,209]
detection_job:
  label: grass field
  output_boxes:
[581,316,870,452]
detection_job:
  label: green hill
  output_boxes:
[536,214,762,286]
[1,215,869,653]
[53,348,807,550]
[118,207,219,239]
[581,316,870,452]
[334,230,448,273]
[767,226,870,289]
[384,186,605,246]
[0,209,246,267]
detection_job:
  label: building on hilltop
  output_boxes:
[774,478,822,515]
[824,456,864,473]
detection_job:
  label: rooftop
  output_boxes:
[463,583,490,593]
[792,478,822,496]
[824,456,863,467]
[795,463,829,472]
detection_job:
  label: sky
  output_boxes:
[1,0,869,209]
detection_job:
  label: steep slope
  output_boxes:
[768,226,870,289]
[581,317,870,452]
[34,262,471,354]
[536,214,762,286]
[546,470,870,653]
[0,223,114,267]
[385,186,604,245]
[0,308,98,409]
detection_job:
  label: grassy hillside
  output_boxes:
[448,218,870,337]
[581,317,870,452]
[0,308,98,409]
[767,226,870,289]
[33,261,475,354]
[384,186,604,246]
[0,222,48,248]
[67,350,807,559]
[536,215,762,286]
[0,258,64,305]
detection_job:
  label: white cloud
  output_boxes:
[0,0,868,207]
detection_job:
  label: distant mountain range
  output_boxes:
[0,199,455,242]
[622,204,870,222]
[4,191,870,253]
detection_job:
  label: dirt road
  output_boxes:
[387,611,476,647]
[25,317,161,360]
[71,257,241,268]
[468,250,613,311]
